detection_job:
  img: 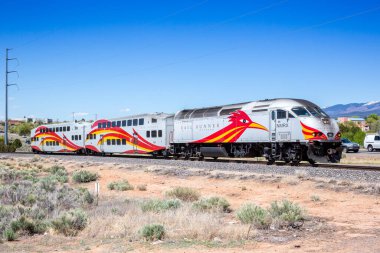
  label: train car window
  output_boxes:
[72,136,74,140]
[204,107,222,117]
[139,118,144,125]
[127,120,132,126]
[117,139,121,145]
[288,112,295,118]
[59,127,63,132]
[107,139,111,145]
[291,107,310,117]
[146,131,150,137]
[152,130,157,138]
[79,135,81,140]
[112,121,116,127]
[117,121,121,127]
[271,111,275,120]
[112,139,116,145]
[122,120,126,127]
[152,118,157,123]
[75,135,78,140]
[102,122,107,128]
[133,119,138,126]
[277,110,287,119]
[220,108,240,116]
[93,134,96,139]
[107,122,111,128]
[122,139,126,145]
[67,126,70,131]
[98,123,102,129]
[191,109,208,118]
[63,126,66,131]
[56,141,59,146]
[158,130,162,137]
[47,142,49,146]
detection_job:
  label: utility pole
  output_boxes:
[4,48,18,145]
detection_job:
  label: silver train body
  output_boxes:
[30,98,342,164]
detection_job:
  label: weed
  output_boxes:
[165,187,200,202]
[3,228,16,241]
[72,170,98,183]
[141,199,181,212]
[236,204,271,229]
[51,209,88,236]
[193,197,231,212]
[107,180,134,191]
[268,200,305,227]
[140,224,165,241]
[311,195,321,202]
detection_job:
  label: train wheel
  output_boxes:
[267,159,275,165]
[212,157,218,160]
[308,159,317,167]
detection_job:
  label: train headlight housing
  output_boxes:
[312,132,323,137]
[335,132,341,140]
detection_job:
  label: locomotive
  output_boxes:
[30,98,342,164]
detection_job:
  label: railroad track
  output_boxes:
[9,151,380,172]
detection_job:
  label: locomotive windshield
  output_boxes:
[306,106,329,118]
[291,107,310,117]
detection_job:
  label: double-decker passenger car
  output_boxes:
[84,113,173,155]
[31,122,90,153]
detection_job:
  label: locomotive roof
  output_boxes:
[175,98,320,120]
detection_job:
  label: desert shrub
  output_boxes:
[140,224,165,241]
[311,195,320,202]
[165,187,200,202]
[50,165,68,183]
[51,209,88,236]
[268,200,304,227]
[3,228,16,241]
[193,196,231,212]
[141,199,181,212]
[236,204,271,229]
[10,216,48,235]
[107,180,134,191]
[137,184,147,191]
[78,187,94,204]
[12,139,22,149]
[72,170,98,183]
[0,166,94,240]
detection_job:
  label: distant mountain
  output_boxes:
[324,101,380,118]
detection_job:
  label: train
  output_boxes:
[30,98,343,165]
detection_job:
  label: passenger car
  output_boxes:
[341,138,359,153]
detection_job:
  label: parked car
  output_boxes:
[364,134,380,152]
[341,138,360,153]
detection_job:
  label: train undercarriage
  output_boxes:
[171,141,343,165]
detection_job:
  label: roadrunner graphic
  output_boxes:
[193,110,268,143]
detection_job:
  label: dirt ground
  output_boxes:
[1,156,380,253]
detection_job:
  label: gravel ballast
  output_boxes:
[3,153,380,183]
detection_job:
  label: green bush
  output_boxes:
[10,216,48,235]
[51,209,88,236]
[39,176,58,192]
[268,200,304,226]
[72,170,98,183]
[141,199,181,212]
[236,204,271,229]
[107,180,134,191]
[50,165,68,183]
[165,187,200,202]
[3,228,16,241]
[78,187,94,204]
[12,139,22,149]
[140,224,165,241]
[193,196,231,212]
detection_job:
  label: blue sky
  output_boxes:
[0,0,380,121]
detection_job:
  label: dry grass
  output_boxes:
[83,198,247,241]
